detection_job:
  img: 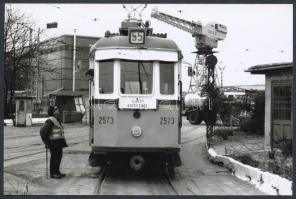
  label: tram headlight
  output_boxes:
[131,126,142,138]
[133,110,141,119]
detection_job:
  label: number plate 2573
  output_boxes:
[98,117,114,125]
[160,117,175,125]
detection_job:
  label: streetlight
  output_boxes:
[218,61,226,89]
[73,29,77,92]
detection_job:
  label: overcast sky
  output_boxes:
[8,3,293,89]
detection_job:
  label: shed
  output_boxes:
[48,89,86,123]
[14,96,33,127]
[246,62,293,151]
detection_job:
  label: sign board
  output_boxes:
[47,22,58,29]
[119,97,156,109]
[129,29,145,44]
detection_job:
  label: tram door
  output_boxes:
[271,84,292,149]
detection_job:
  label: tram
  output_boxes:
[86,16,183,176]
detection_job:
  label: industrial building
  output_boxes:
[35,34,100,122]
[246,62,293,150]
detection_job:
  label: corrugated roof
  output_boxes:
[245,62,293,74]
[44,88,87,97]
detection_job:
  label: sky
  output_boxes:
[7,3,293,90]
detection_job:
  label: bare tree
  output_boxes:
[4,5,60,117]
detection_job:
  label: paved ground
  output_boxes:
[3,118,266,195]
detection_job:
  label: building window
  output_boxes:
[19,100,24,111]
[74,97,85,113]
[120,60,153,94]
[160,62,175,95]
[272,86,291,120]
[99,61,113,94]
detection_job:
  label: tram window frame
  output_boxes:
[159,62,175,95]
[98,60,114,94]
[120,60,153,95]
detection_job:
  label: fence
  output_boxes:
[224,142,265,156]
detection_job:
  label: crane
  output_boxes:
[151,7,227,92]
[151,7,228,147]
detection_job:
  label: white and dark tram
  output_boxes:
[86,17,183,175]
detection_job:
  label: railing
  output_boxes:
[62,111,83,123]
[224,142,265,156]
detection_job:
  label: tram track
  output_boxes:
[94,164,179,195]
[4,140,89,162]
[5,150,46,162]
[94,165,108,195]
[162,169,179,195]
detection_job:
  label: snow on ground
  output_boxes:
[4,118,48,126]
[208,147,292,195]
[4,119,14,126]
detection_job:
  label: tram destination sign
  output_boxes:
[129,28,145,44]
[119,97,156,109]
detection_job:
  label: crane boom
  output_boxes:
[151,8,202,35]
[151,7,227,50]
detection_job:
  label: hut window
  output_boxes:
[74,97,85,113]
[272,86,291,120]
[19,100,24,111]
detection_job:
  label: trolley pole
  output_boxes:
[72,29,77,92]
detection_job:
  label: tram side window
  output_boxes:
[160,62,174,95]
[120,61,153,94]
[99,61,113,94]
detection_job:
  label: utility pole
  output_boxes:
[73,29,77,92]
[36,28,41,99]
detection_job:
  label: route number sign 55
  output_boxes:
[129,30,145,44]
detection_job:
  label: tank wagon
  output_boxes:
[86,17,183,176]
[184,93,207,125]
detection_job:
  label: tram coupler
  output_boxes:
[129,155,145,171]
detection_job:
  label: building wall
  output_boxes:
[264,74,271,149]
[36,35,99,122]
[40,35,99,96]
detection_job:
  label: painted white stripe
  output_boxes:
[94,49,178,62]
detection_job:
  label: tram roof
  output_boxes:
[89,36,183,60]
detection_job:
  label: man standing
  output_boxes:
[40,106,68,179]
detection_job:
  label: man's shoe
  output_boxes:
[59,173,66,178]
[50,174,62,179]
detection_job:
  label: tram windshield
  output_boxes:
[160,62,175,95]
[99,61,113,94]
[120,61,153,94]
